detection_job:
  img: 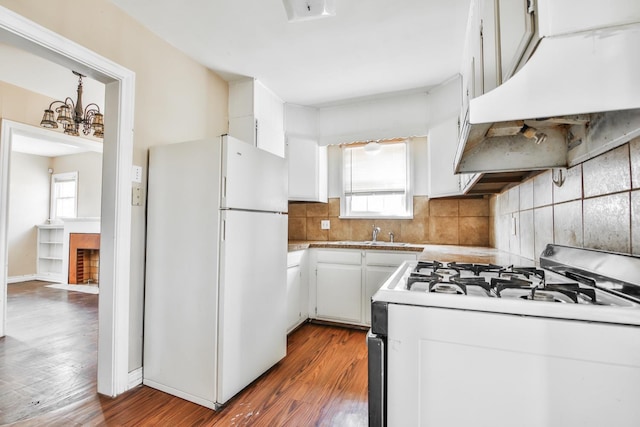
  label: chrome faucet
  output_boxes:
[372,225,381,242]
[389,231,394,243]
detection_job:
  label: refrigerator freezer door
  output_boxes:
[217,209,288,404]
[221,135,288,213]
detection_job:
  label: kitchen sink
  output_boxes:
[331,241,410,247]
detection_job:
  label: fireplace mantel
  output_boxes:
[61,218,100,284]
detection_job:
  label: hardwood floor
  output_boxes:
[1,281,369,426]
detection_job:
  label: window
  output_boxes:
[341,141,412,218]
[51,171,78,219]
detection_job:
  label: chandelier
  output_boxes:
[40,71,104,138]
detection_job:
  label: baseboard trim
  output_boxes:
[128,367,143,390]
[7,274,38,284]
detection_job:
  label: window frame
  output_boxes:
[50,171,78,220]
[339,141,413,219]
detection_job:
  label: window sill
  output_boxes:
[338,215,414,220]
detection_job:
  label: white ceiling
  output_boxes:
[109,0,472,106]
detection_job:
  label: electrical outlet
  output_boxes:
[321,219,330,230]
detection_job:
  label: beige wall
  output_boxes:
[490,136,640,260]
[289,196,490,246]
[52,152,102,218]
[8,152,50,277]
[0,0,229,371]
[7,149,103,278]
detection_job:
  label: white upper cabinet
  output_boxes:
[284,104,328,202]
[462,0,535,108]
[495,0,535,83]
[228,78,285,157]
[287,136,328,202]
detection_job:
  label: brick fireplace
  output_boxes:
[68,233,100,285]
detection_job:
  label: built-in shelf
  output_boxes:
[36,224,64,283]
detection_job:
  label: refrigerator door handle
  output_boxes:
[222,176,227,199]
[222,219,226,241]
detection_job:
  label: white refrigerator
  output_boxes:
[143,135,288,409]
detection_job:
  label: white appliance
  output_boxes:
[368,244,640,426]
[143,135,288,409]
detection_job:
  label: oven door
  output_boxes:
[367,330,385,427]
[368,300,389,427]
[386,303,640,427]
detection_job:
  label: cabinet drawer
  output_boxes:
[316,249,362,265]
[366,251,417,267]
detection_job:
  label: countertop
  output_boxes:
[288,241,536,266]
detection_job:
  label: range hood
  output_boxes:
[455,20,640,174]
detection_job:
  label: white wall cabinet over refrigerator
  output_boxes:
[36,224,63,282]
[229,78,285,157]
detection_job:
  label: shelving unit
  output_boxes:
[36,224,64,283]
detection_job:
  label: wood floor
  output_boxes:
[1,281,369,426]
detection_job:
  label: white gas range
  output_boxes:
[368,244,640,427]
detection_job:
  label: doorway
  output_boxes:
[0,7,135,397]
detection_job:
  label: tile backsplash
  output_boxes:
[490,137,640,259]
[289,196,490,246]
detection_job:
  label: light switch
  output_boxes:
[132,187,143,206]
[132,165,143,183]
[321,219,330,230]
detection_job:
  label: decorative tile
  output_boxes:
[583,193,630,253]
[459,198,489,217]
[430,199,458,217]
[328,218,352,241]
[429,217,458,245]
[288,203,306,218]
[288,217,307,240]
[552,164,582,204]
[519,209,535,260]
[459,217,489,246]
[350,220,374,241]
[631,190,640,255]
[413,196,430,218]
[328,198,340,217]
[495,214,511,252]
[583,144,630,198]
[533,206,553,258]
[519,178,534,211]
[505,186,519,213]
[533,170,553,208]
[631,138,640,190]
[553,201,583,248]
[306,217,328,241]
[401,219,428,244]
[306,202,329,217]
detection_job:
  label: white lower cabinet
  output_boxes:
[286,250,308,333]
[311,248,418,326]
[317,263,363,323]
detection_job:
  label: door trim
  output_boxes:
[0,7,135,397]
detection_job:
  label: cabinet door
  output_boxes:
[287,136,328,202]
[364,265,397,325]
[286,265,302,332]
[316,263,362,323]
[497,0,535,82]
[428,116,461,197]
